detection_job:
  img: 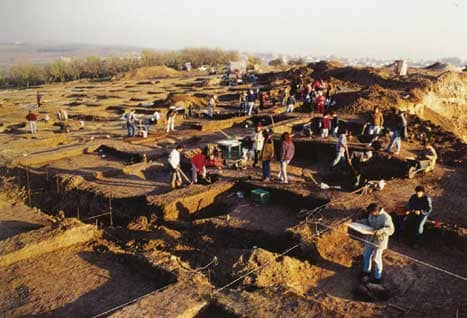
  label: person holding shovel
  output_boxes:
[168,144,185,189]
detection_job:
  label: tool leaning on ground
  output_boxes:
[176,167,193,185]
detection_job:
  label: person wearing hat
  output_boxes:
[252,123,264,167]
[166,107,177,133]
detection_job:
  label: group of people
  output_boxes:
[124,107,181,138]
[360,185,433,284]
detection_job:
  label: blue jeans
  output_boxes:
[127,123,136,137]
[262,160,271,179]
[330,151,345,167]
[386,131,401,153]
[363,244,384,279]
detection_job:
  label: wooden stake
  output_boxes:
[77,207,80,220]
[109,193,113,227]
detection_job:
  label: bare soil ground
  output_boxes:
[0,63,465,317]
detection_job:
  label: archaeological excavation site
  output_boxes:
[0,61,466,318]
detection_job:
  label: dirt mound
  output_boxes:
[232,248,326,295]
[121,66,181,80]
[342,85,406,113]
[424,62,462,73]
[157,93,207,108]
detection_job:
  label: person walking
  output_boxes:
[26,110,38,134]
[360,203,395,284]
[330,130,350,168]
[252,124,264,167]
[278,132,295,184]
[168,144,184,189]
[166,107,177,133]
[260,130,274,182]
[286,95,296,113]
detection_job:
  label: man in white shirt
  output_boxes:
[168,144,184,189]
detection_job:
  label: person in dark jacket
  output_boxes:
[278,132,295,183]
[401,185,433,245]
[331,112,340,137]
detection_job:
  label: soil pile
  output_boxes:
[121,66,181,80]
[158,93,207,108]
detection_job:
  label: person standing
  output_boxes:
[320,113,331,138]
[36,91,42,108]
[278,132,295,184]
[207,95,217,118]
[315,91,326,114]
[247,90,256,116]
[26,110,38,134]
[150,110,161,125]
[260,130,274,182]
[399,110,408,139]
[331,112,340,137]
[370,107,384,135]
[286,94,296,113]
[360,203,395,284]
[330,130,350,168]
[402,185,433,245]
[385,112,405,155]
[126,110,137,137]
[166,107,177,133]
[168,144,184,189]
[191,152,207,184]
[252,124,264,167]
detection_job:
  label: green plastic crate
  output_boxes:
[251,188,271,204]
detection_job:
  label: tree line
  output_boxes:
[0,48,241,88]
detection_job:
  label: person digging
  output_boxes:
[168,144,191,189]
[359,203,395,285]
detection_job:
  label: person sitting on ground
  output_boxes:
[191,152,207,184]
[286,94,296,113]
[206,151,224,171]
[168,144,184,189]
[331,112,340,138]
[320,113,332,138]
[330,129,350,168]
[44,113,50,123]
[252,124,264,167]
[278,132,295,184]
[419,144,438,172]
[26,110,38,134]
[401,185,433,246]
[359,203,395,284]
[369,107,384,136]
[166,107,177,133]
[260,129,274,182]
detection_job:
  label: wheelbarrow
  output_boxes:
[405,158,433,179]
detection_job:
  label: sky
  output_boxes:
[0,0,466,60]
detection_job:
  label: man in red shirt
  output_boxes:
[26,110,38,134]
[191,153,207,184]
[315,92,326,114]
[320,113,331,138]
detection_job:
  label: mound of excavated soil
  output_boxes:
[157,93,207,108]
[121,66,181,80]
[424,62,462,73]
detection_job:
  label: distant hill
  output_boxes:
[0,42,143,70]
